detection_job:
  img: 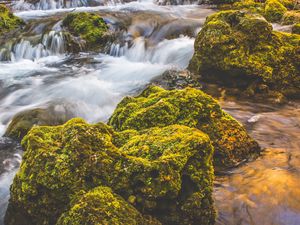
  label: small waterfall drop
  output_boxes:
[0,31,65,62]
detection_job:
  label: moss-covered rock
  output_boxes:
[282,10,300,25]
[57,186,160,225]
[0,4,24,36]
[5,118,215,225]
[189,10,300,99]
[109,85,260,169]
[62,12,109,51]
[292,23,300,34]
[5,108,71,140]
[264,0,287,22]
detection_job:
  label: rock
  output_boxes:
[0,4,24,36]
[109,85,260,170]
[189,10,300,99]
[264,0,287,22]
[62,12,111,52]
[56,186,160,225]
[5,118,215,225]
[5,107,72,140]
[151,69,201,90]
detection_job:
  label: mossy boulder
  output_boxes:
[264,0,287,22]
[5,108,71,140]
[57,186,160,225]
[109,85,260,169]
[62,12,110,51]
[0,4,24,36]
[5,118,215,225]
[189,10,300,99]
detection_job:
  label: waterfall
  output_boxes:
[13,0,131,10]
[0,31,65,62]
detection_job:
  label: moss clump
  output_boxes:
[62,12,109,50]
[5,118,215,225]
[109,85,260,169]
[264,0,287,22]
[282,10,300,25]
[0,4,24,36]
[5,108,70,140]
[292,23,300,34]
[189,10,300,99]
[57,186,160,225]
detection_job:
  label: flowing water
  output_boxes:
[0,1,299,225]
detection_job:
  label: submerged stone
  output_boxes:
[5,118,215,225]
[5,107,72,140]
[109,85,260,169]
[189,10,300,99]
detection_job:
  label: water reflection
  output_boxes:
[215,100,300,225]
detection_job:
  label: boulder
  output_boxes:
[189,10,300,99]
[109,85,260,169]
[62,12,111,52]
[5,118,215,225]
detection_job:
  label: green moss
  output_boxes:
[5,108,69,140]
[189,10,300,99]
[62,12,109,50]
[109,85,260,169]
[57,186,160,225]
[292,23,300,34]
[0,4,24,35]
[282,10,300,25]
[264,0,287,22]
[6,118,215,225]
[232,0,264,14]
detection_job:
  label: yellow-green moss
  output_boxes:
[264,0,287,22]
[62,12,109,50]
[292,23,300,34]
[109,85,260,169]
[189,10,300,99]
[57,186,160,225]
[0,4,24,35]
[282,10,300,25]
[5,118,215,225]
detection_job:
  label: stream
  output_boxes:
[0,1,299,224]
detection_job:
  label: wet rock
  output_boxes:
[5,118,215,225]
[5,107,72,140]
[62,12,112,52]
[0,4,24,36]
[151,69,201,90]
[189,10,300,100]
[109,85,260,170]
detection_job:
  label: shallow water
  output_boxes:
[0,1,300,225]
